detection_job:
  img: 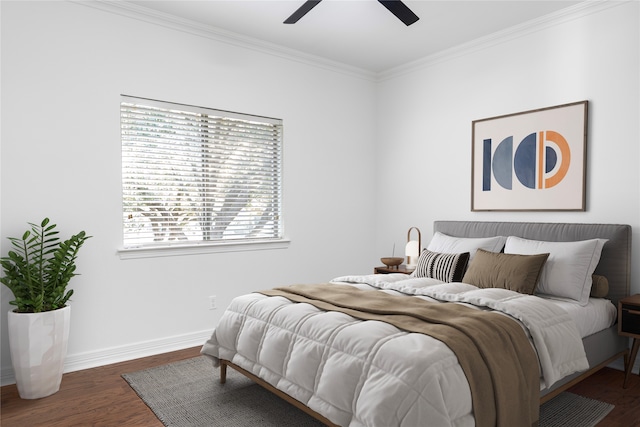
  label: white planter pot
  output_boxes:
[7,305,71,399]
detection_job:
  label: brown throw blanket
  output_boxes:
[260,284,539,427]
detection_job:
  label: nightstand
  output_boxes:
[618,294,640,388]
[374,265,412,274]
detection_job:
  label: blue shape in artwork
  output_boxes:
[514,132,537,189]
[545,146,557,173]
[492,136,513,190]
[483,139,492,191]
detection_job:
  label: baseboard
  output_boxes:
[1,329,213,386]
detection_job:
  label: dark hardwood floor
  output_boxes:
[1,347,201,427]
[1,346,639,426]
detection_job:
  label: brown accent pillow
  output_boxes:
[462,249,549,295]
[590,275,609,298]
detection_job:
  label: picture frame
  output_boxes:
[471,100,588,211]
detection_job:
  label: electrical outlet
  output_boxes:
[208,295,217,310]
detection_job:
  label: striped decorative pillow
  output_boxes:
[411,250,470,282]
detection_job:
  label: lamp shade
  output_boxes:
[405,227,422,268]
[405,240,420,267]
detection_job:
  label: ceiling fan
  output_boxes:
[284,0,419,26]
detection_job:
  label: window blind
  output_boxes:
[121,96,283,249]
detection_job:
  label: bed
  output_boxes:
[201,221,631,427]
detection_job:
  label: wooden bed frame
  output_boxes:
[218,221,632,425]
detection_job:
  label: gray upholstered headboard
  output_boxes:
[433,221,631,306]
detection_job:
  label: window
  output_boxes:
[121,96,283,253]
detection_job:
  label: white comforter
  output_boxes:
[201,274,589,427]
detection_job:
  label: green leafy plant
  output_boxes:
[0,218,91,313]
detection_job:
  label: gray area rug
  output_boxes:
[539,390,614,427]
[123,356,614,427]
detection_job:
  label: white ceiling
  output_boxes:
[124,0,582,74]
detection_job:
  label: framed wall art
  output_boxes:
[471,100,588,211]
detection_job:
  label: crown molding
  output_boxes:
[67,1,628,83]
[378,0,628,82]
[71,0,378,82]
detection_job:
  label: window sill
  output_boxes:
[117,238,290,260]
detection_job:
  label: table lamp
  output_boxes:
[405,227,421,270]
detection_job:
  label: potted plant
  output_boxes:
[1,218,90,399]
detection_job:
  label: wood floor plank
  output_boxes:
[1,347,638,426]
[1,347,200,427]
[568,366,640,426]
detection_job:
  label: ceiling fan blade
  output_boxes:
[284,0,322,24]
[378,0,419,26]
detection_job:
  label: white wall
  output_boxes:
[375,1,640,295]
[0,1,377,382]
[2,0,639,384]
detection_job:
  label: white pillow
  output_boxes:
[427,232,506,260]
[504,236,607,306]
